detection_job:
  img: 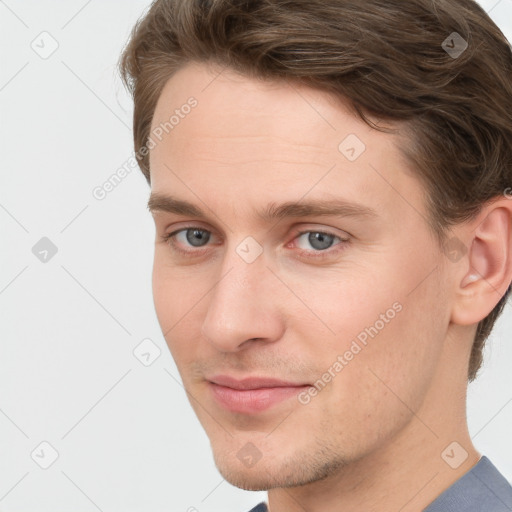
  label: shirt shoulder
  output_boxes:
[425,456,512,511]
[246,502,268,512]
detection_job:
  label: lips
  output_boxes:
[207,374,312,414]
[208,374,308,390]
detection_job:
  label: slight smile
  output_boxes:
[207,375,313,414]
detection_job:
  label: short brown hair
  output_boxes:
[119,0,512,381]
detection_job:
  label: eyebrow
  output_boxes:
[147,193,378,222]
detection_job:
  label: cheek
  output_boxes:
[152,258,193,350]
[277,264,403,351]
[334,283,446,418]
[152,260,173,329]
[300,303,444,459]
[362,273,445,382]
[151,256,213,361]
[152,253,206,324]
[301,259,448,415]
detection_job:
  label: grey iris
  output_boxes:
[186,229,210,247]
[308,232,335,250]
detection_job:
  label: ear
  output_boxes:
[450,197,512,326]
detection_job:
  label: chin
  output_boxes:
[212,444,344,491]
[210,446,282,490]
[223,473,275,491]
[215,462,289,491]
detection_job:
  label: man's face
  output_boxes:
[149,62,453,490]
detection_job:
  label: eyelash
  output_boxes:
[160,226,350,260]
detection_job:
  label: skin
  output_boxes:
[148,61,512,512]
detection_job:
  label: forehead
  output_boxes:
[148,62,423,228]
[150,61,383,153]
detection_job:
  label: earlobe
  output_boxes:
[451,201,512,326]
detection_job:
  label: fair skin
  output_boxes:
[148,61,512,512]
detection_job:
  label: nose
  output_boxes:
[200,244,285,352]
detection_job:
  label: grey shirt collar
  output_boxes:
[424,455,512,511]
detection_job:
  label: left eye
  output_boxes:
[294,231,344,251]
[174,228,211,247]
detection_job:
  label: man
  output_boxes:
[119,0,512,510]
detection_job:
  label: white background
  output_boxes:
[0,1,511,511]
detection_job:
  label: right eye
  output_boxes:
[161,226,219,255]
